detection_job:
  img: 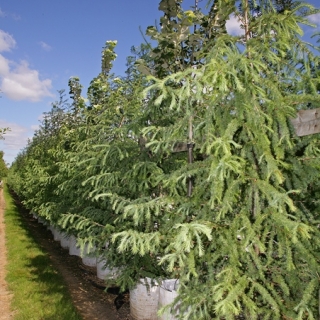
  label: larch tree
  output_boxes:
[0,151,8,180]
[105,0,320,319]
[7,0,320,319]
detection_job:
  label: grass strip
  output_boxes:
[3,184,82,320]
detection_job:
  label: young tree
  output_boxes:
[105,0,320,318]
[7,0,320,319]
[0,151,8,180]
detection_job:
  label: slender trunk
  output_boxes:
[186,0,198,198]
[243,0,260,255]
[244,0,250,43]
[187,116,194,197]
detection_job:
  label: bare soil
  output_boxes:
[3,189,132,320]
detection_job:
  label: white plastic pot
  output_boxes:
[96,256,119,280]
[96,257,108,279]
[69,235,81,256]
[81,243,97,267]
[130,277,159,320]
[60,232,70,249]
[158,279,179,320]
[53,228,62,241]
[38,217,46,224]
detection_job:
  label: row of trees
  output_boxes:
[0,151,8,180]
[7,0,320,318]
[0,126,9,180]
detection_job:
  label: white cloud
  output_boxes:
[0,29,53,102]
[0,120,28,151]
[1,60,53,102]
[0,7,20,20]
[37,113,45,121]
[11,14,21,21]
[31,124,40,131]
[0,120,40,163]
[39,41,52,51]
[0,30,16,52]
[308,13,320,25]
[0,54,10,74]
[226,14,244,36]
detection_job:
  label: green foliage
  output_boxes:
[3,184,81,319]
[0,126,10,141]
[7,0,320,319]
[0,151,8,180]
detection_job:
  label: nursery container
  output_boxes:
[53,227,63,241]
[96,256,118,280]
[69,235,81,256]
[60,232,70,249]
[81,243,97,267]
[38,217,46,224]
[96,257,108,279]
[158,279,179,320]
[130,277,159,320]
[47,225,54,233]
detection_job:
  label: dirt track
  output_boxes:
[0,188,14,320]
[0,188,131,320]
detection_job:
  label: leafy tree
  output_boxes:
[0,127,9,140]
[0,151,8,180]
[7,0,320,319]
[7,89,84,218]
[103,0,320,319]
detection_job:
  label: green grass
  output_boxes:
[3,184,82,320]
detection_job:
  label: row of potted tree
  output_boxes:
[7,0,320,319]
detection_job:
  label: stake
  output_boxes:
[187,115,194,197]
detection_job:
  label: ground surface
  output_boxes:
[0,188,131,320]
[0,188,15,319]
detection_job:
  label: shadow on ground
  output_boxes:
[7,189,131,320]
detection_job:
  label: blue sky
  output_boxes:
[0,0,319,164]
